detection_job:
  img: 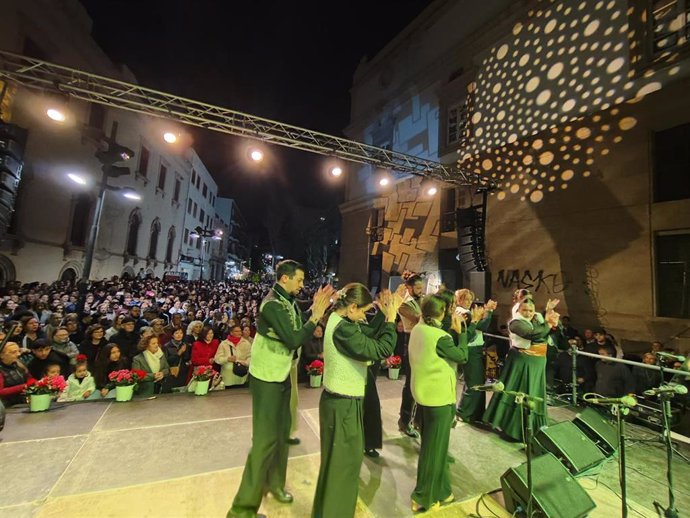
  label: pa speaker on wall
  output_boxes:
[573,407,619,456]
[533,421,606,474]
[500,452,596,518]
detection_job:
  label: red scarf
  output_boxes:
[227,335,241,345]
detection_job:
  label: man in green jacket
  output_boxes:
[227,260,333,518]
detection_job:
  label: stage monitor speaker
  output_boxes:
[573,407,619,456]
[533,421,605,474]
[501,452,596,518]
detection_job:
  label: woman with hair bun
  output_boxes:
[311,282,404,518]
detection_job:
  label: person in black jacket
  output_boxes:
[111,317,138,365]
[26,339,71,379]
[594,345,635,397]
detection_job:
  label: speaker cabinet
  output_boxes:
[573,407,619,456]
[501,452,596,518]
[533,421,606,474]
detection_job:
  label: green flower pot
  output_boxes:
[115,384,135,402]
[194,379,210,395]
[30,394,51,412]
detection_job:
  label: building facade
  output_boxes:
[216,197,250,278]
[0,0,223,284]
[341,0,690,350]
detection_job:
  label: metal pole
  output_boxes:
[76,170,107,316]
[571,343,578,405]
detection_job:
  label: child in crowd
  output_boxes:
[42,362,66,400]
[58,354,96,401]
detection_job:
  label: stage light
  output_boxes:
[249,148,264,162]
[330,166,343,177]
[47,108,66,122]
[379,177,390,187]
[163,132,177,144]
[67,173,87,185]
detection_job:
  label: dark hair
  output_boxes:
[436,290,454,314]
[200,325,214,341]
[93,343,126,388]
[421,295,447,323]
[333,283,373,310]
[42,362,62,376]
[276,260,304,281]
[405,275,423,287]
[86,324,104,339]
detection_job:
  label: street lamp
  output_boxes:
[190,226,223,280]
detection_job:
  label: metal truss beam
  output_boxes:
[0,50,492,187]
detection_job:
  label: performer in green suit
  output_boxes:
[455,289,497,423]
[227,260,333,518]
[409,294,469,512]
[311,282,404,518]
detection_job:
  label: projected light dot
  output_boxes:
[619,117,637,130]
[561,170,575,181]
[584,20,600,36]
[526,77,540,93]
[497,44,509,59]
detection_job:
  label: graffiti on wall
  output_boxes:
[496,268,570,294]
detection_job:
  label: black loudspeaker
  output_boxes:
[573,407,619,456]
[501,453,596,518]
[468,270,491,301]
[533,421,605,474]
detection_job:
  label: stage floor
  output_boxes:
[1,377,688,518]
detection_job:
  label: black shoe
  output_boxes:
[364,449,380,458]
[268,488,294,504]
[287,437,301,445]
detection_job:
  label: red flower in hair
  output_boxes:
[76,354,88,362]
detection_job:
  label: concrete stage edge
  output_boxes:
[1,377,688,518]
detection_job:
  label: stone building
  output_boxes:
[340,0,690,350]
[0,0,231,283]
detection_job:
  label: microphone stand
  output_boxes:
[654,390,680,518]
[504,389,541,518]
[571,343,578,406]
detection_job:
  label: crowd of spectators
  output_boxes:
[0,277,308,406]
[547,318,687,400]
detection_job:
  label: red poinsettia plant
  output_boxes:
[24,375,68,395]
[306,359,324,376]
[192,365,215,381]
[385,355,402,369]
[107,369,147,387]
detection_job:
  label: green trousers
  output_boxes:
[289,359,299,435]
[457,347,486,422]
[230,375,291,515]
[412,404,455,510]
[311,391,364,518]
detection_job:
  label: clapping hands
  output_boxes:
[310,285,336,321]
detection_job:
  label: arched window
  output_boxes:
[148,218,161,260]
[165,226,176,263]
[70,194,92,247]
[126,209,142,256]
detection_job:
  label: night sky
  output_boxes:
[79,0,430,235]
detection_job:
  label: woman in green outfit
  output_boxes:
[311,283,403,518]
[408,294,469,513]
[482,298,561,442]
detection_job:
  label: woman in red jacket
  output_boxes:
[191,326,220,378]
[0,341,34,406]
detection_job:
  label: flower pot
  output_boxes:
[29,394,51,412]
[194,379,210,396]
[309,374,322,388]
[388,368,400,380]
[115,384,135,402]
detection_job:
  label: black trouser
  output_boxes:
[363,363,382,450]
[399,333,421,428]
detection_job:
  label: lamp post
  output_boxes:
[72,140,138,316]
[190,225,223,280]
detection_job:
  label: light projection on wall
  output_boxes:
[457,0,690,202]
